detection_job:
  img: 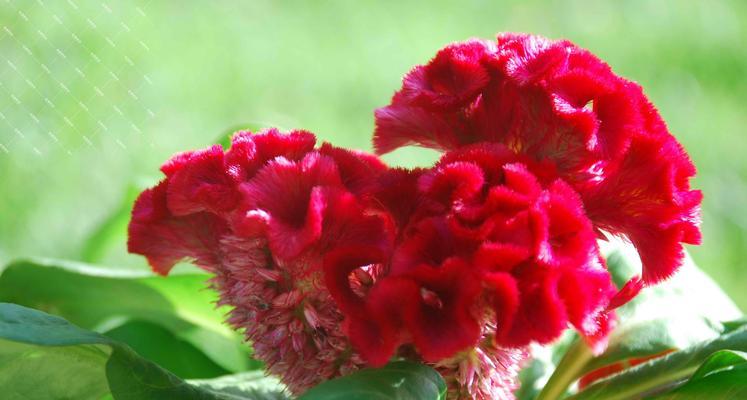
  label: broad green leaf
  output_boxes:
[0,258,257,375]
[189,371,289,400]
[104,319,229,378]
[567,326,747,400]
[652,350,747,399]
[0,303,287,400]
[722,317,747,334]
[297,361,446,400]
[0,339,110,399]
[581,241,742,374]
[687,349,747,380]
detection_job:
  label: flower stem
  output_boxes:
[536,338,593,400]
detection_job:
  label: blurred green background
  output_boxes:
[1,1,745,306]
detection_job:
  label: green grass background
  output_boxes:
[1,1,745,307]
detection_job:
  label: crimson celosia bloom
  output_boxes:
[325,143,618,368]
[129,128,392,393]
[374,33,701,285]
[129,33,702,400]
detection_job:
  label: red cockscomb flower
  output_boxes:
[374,33,701,286]
[128,128,391,393]
[324,144,619,373]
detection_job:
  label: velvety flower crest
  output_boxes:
[129,128,391,393]
[324,143,618,369]
[374,33,702,285]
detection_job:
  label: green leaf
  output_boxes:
[0,303,287,400]
[189,371,289,400]
[0,339,111,399]
[104,320,229,379]
[652,350,747,399]
[722,318,747,334]
[687,349,747,381]
[0,258,258,376]
[297,361,446,400]
[581,241,742,374]
[567,326,747,400]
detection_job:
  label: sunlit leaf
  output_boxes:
[298,361,446,400]
[189,371,289,400]
[568,326,747,400]
[652,350,747,399]
[0,303,286,400]
[0,258,258,375]
[104,319,228,379]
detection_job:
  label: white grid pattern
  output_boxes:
[0,0,155,157]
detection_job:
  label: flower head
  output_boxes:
[129,128,391,393]
[325,143,618,369]
[374,33,701,285]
